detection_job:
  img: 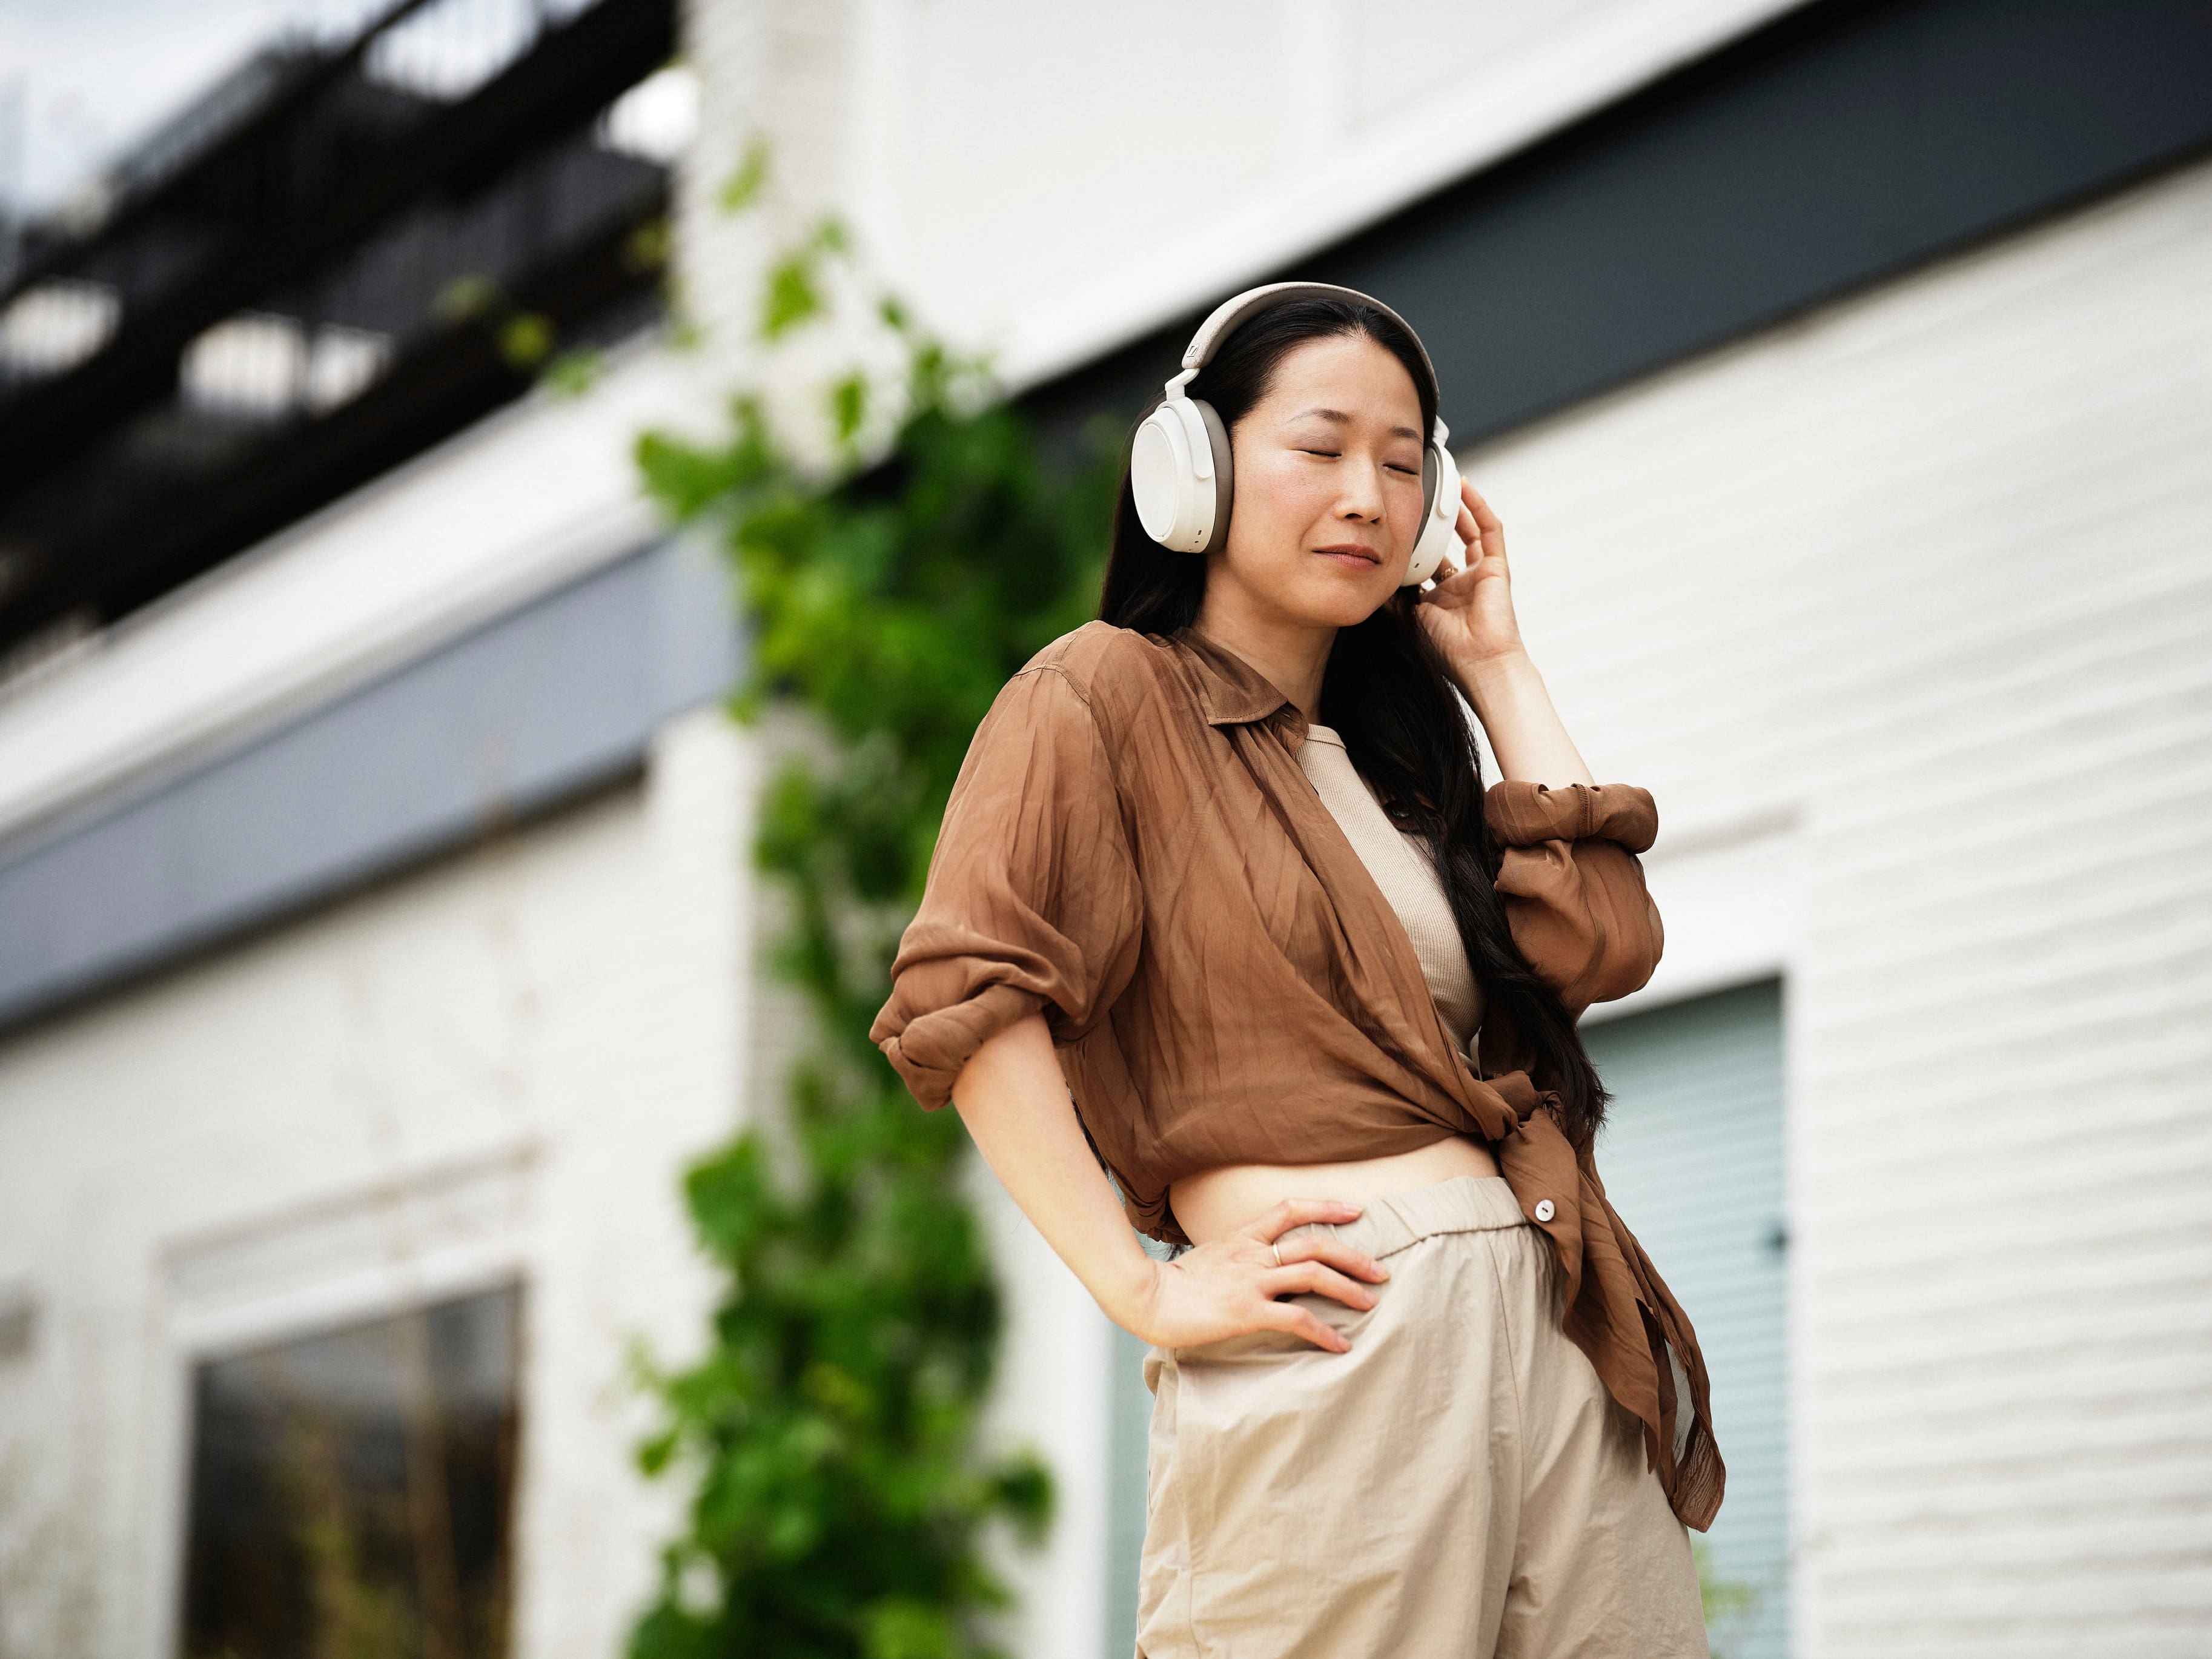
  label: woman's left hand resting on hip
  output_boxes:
[1413,478,1598,791]
[949,1010,1391,1353]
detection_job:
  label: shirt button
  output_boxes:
[1534,1198,1556,1222]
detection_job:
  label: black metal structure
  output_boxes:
[0,0,677,659]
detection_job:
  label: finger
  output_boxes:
[1249,1196,1363,1242]
[1460,481,1508,568]
[1273,1234,1391,1282]
[1257,1299,1350,1354]
[1262,1260,1380,1310]
[1430,557,1482,598]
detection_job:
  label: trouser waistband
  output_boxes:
[1282,1173,1530,1262]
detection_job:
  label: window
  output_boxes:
[180,1284,523,1659]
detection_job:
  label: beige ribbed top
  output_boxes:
[1295,722,1484,1059]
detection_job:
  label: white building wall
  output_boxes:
[0,315,764,1659]
[0,707,757,1659]
[1459,156,2212,1655]
[966,1162,1118,1659]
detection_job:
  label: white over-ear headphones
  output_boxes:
[1128,280,1463,588]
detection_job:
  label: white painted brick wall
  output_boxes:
[1461,156,2212,1657]
[0,708,760,1659]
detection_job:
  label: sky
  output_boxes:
[0,0,395,215]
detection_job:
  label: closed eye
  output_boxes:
[1300,448,1421,477]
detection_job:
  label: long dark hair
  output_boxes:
[1098,296,1610,1148]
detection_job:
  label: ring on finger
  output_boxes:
[1271,1242,1282,1268]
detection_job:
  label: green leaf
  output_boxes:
[543,346,604,397]
[719,134,773,214]
[433,271,502,322]
[498,311,555,369]
[830,371,869,444]
[624,216,673,273]
[760,251,823,341]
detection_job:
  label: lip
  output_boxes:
[1313,543,1381,565]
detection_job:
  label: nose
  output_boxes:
[1338,454,1386,525]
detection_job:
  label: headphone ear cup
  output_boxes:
[1130,397,1230,553]
[1402,438,1462,587]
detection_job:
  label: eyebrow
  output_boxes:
[1290,406,1423,442]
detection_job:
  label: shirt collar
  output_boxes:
[1167,623,1303,731]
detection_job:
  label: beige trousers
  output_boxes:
[1135,1175,1707,1658]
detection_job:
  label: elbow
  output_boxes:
[872,981,1050,1111]
[1575,894,1665,1010]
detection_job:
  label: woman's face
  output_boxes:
[1212,332,1429,630]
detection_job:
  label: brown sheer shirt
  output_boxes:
[867,618,1726,1529]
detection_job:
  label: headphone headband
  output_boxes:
[1165,281,1439,405]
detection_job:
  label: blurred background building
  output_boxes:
[1,2,2208,1656]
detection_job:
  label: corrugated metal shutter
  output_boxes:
[1101,979,1789,1658]
[1585,978,1789,1659]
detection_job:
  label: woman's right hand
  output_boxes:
[943,1015,1392,1360]
[1116,1198,1392,1354]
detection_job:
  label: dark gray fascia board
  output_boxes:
[0,539,739,1033]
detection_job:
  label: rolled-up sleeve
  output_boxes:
[1485,780,1664,1016]
[869,665,1143,1110]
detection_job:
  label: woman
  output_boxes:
[869,285,1723,1655]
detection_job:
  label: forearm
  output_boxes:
[949,1009,1157,1332]
[1454,651,1596,789]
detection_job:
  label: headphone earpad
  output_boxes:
[1402,438,1462,587]
[1193,399,1234,555]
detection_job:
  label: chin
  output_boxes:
[1309,568,1397,624]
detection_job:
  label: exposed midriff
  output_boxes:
[1170,1134,1502,1243]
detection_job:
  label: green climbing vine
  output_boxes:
[624,149,1119,1659]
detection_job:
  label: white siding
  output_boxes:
[1461,156,2212,1657]
[0,709,757,1659]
